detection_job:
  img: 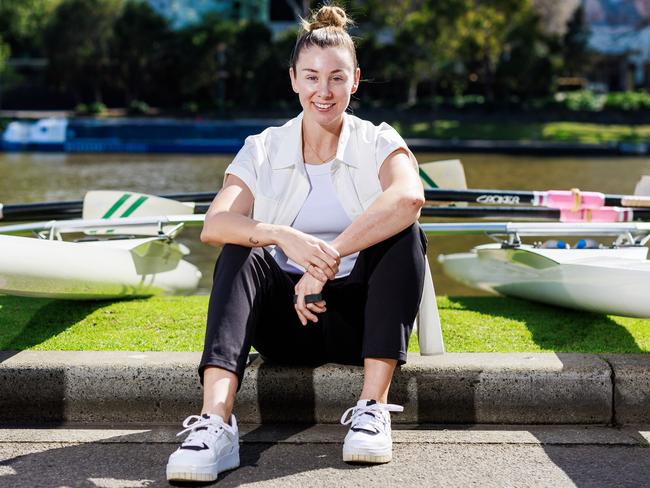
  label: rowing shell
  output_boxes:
[438,243,650,317]
[0,234,201,299]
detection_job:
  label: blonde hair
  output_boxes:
[290,5,357,71]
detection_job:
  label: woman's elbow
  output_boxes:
[401,193,425,212]
[200,217,224,246]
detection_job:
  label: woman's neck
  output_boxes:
[301,115,343,164]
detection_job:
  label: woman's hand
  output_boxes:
[294,273,327,325]
[276,226,340,281]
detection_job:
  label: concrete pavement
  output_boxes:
[1,351,649,425]
[0,424,648,487]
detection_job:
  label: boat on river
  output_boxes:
[1,117,274,154]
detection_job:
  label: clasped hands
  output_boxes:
[276,227,340,326]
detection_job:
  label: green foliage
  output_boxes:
[0,35,10,75]
[562,5,591,76]
[43,0,122,103]
[0,0,632,113]
[396,119,650,144]
[554,90,605,111]
[604,91,650,112]
[75,102,107,115]
[112,0,170,104]
[127,99,150,115]
[0,0,59,56]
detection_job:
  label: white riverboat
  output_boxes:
[0,233,201,299]
[0,191,204,300]
[1,118,67,151]
[432,223,650,317]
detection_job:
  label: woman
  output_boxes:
[166,5,427,482]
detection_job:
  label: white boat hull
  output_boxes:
[439,244,650,317]
[0,235,201,299]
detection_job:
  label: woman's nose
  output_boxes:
[317,80,331,97]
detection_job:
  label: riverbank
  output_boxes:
[2,295,648,353]
[2,114,650,155]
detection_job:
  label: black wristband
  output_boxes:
[293,293,323,304]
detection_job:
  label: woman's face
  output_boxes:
[290,45,360,127]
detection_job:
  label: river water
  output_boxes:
[2,152,650,295]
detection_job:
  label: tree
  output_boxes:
[0,0,60,57]
[562,4,591,77]
[227,21,278,108]
[43,0,122,103]
[453,0,566,102]
[159,12,237,109]
[112,0,171,104]
[495,8,563,99]
[0,35,9,77]
[380,0,467,106]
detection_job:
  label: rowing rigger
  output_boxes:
[2,215,650,239]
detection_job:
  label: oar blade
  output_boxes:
[82,191,195,236]
[419,159,468,190]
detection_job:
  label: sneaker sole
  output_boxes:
[343,451,392,464]
[166,450,240,482]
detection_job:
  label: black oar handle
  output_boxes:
[423,188,625,207]
[0,191,218,222]
[421,206,559,220]
[0,188,639,222]
[421,206,650,221]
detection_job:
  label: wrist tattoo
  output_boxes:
[249,236,260,245]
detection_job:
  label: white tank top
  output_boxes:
[271,161,359,277]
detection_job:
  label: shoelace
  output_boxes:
[340,403,404,434]
[176,415,234,448]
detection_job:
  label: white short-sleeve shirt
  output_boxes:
[224,111,415,227]
[224,112,439,340]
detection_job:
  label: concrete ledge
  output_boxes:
[604,355,650,424]
[0,351,620,425]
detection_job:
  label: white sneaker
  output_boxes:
[166,413,240,482]
[340,399,403,464]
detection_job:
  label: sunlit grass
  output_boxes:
[2,295,648,353]
[397,120,650,144]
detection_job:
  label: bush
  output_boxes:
[75,102,107,115]
[450,94,485,109]
[127,99,149,115]
[554,90,605,111]
[604,91,650,112]
[181,101,198,114]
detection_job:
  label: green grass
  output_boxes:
[1,295,649,353]
[394,120,650,144]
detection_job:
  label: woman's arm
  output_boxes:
[331,148,425,257]
[200,174,277,248]
[201,174,340,280]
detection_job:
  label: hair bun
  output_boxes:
[304,5,352,32]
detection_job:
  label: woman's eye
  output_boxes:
[307,76,317,81]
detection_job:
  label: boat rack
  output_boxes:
[420,222,650,247]
[0,214,207,240]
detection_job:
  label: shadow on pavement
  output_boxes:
[1,426,649,487]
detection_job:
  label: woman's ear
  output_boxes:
[351,67,361,94]
[289,67,299,93]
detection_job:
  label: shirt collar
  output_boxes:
[270,111,358,170]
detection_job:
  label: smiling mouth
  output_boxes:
[313,102,335,110]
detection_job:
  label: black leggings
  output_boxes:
[199,223,427,388]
